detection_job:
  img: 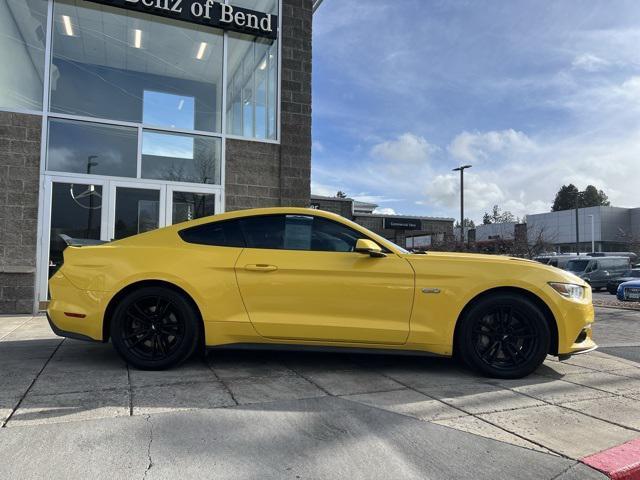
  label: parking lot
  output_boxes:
[1,307,639,479]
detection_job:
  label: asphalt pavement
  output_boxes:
[1,307,639,479]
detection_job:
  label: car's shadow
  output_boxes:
[0,336,587,428]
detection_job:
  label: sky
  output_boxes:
[310,0,640,222]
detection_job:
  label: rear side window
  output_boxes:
[179,220,245,247]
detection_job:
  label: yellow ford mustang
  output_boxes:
[48,207,596,378]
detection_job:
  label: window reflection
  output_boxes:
[230,0,279,15]
[49,183,102,276]
[0,0,48,111]
[172,191,216,224]
[50,0,223,132]
[141,131,221,185]
[114,187,159,240]
[47,119,138,178]
[227,33,277,140]
[143,91,195,131]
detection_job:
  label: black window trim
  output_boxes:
[178,213,390,253]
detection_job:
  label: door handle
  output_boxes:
[244,264,278,272]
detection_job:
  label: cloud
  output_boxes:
[427,172,505,213]
[448,130,536,164]
[312,2,640,222]
[312,140,324,153]
[571,53,610,72]
[373,207,396,215]
[370,133,437,164]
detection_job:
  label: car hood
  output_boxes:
[402,251,587,286]
[620,280,640,288]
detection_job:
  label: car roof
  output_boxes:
[157,207,407,255]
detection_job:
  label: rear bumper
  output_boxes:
[47,270,108,341]
[46,313,101,342]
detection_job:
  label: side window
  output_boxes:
[240,215,286,249]
[238,214,364,252]
[311,217,361,252]
[179,220,244,247]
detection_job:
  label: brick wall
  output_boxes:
[0,112,41,314]
[225,0,312,211]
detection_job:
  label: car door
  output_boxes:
[234,214,414,344]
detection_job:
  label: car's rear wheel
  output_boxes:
[110,286,199,370]
[456,293,550,379]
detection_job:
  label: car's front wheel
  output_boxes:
[456,293,550,379]
[110,286,200,370]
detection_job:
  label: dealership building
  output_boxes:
[310,195,455,249]
[0,0,312,313]
[526,206,640,253]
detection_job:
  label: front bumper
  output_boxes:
[554,297,597,356]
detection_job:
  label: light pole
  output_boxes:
[452,164,472,243]
[588,214,595,253]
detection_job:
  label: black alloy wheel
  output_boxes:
[111,286,199,370]
[457,293,550,379]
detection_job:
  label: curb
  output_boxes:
[581,438,640,480]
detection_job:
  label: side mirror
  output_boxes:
[355,239,386,258]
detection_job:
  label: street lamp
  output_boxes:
[452,164,472,243]
[588,214,595,253]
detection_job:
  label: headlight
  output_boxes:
[548,282,585,300]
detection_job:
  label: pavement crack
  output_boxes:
[143,415,154,480]
[1,338,65,428]
[204,356,239,406]
[126,364,133,416]
[549,461,579,480]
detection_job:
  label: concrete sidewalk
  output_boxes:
[1,308,639,478]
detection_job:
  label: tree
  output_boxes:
[483,205,516,224]
[455,218,476,229]
[335,191,348,199]
[582,185,610,208]
[551,184,579,211]
[551,184,610,211]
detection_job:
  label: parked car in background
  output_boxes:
[617,279,640,302]
[565,256,631,290]
[606,269,640,295]
[534,254,580,269]
[587,252,638,264]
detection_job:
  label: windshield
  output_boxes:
[389,240,410,254]
[566,260,590,273]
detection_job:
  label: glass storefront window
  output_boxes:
[50,0,223,132]
[230,0,279,15]
[47,118,138,177]
[49,182,103,276]
[172,191,216,224]
[114,187,160,240]
[141,131,221,185]
[227,33,278,140]
[0,0,48,111]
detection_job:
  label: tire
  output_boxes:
[110,286,200,370]
[456,293,550,379]
[608,288,617,295]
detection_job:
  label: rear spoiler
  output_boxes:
[59,234,108,247]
